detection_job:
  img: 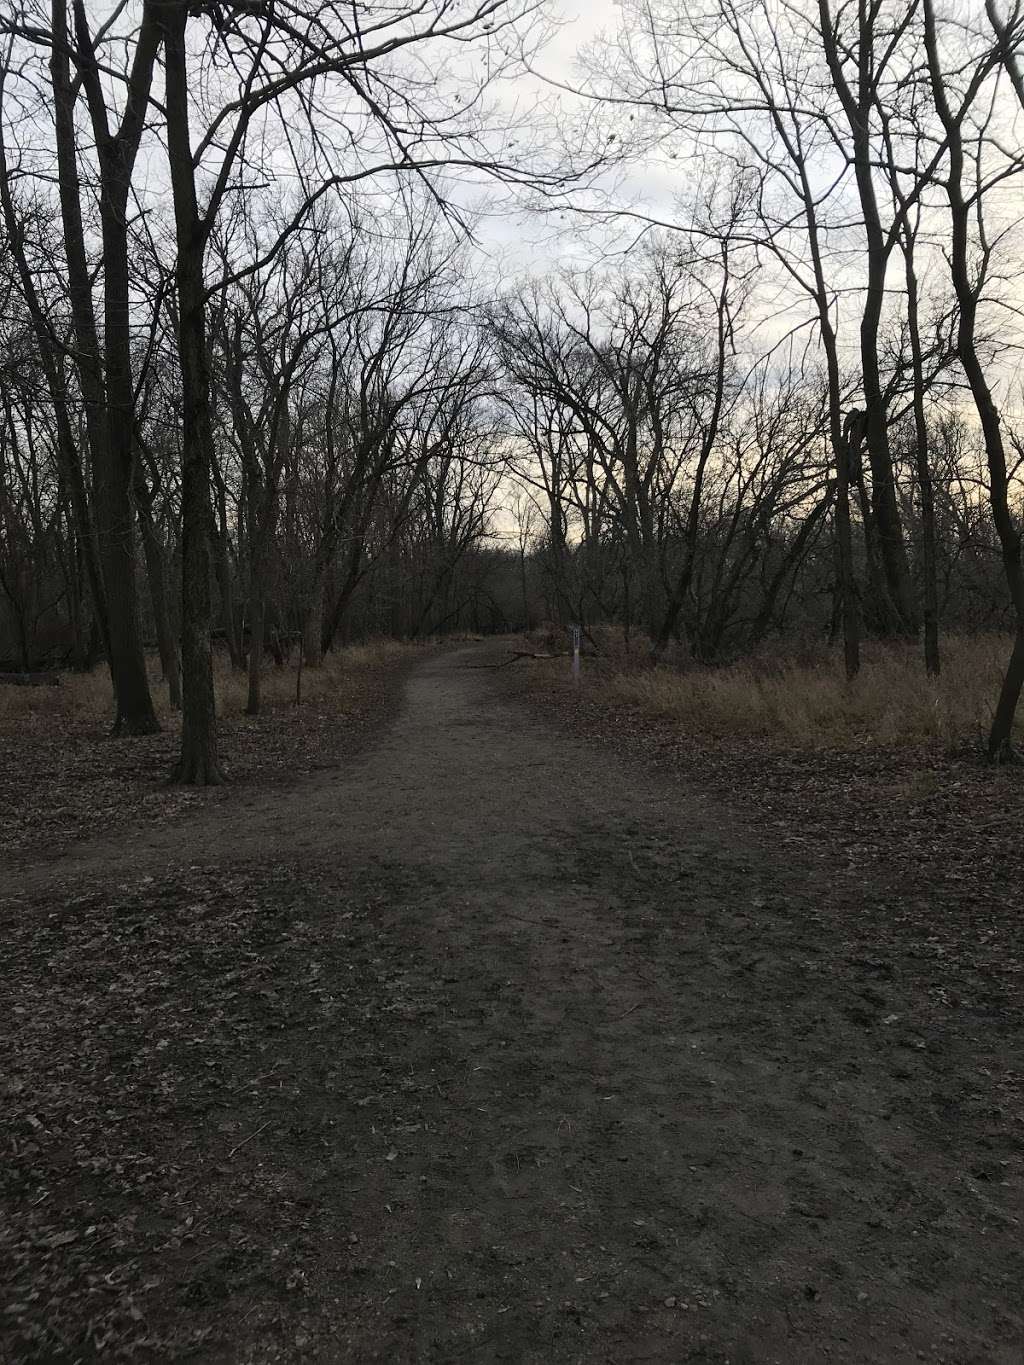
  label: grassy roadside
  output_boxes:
[1,640,426,859]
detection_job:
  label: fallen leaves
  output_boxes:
[0,861,437,1360]
[0,650,419,860]
[515,660,1024,1028]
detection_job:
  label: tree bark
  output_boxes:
[836,438,861,680]
[51,0,159,734]
[136,480,181,707]
[246,572,265,715]
[818,0,917,637]
[160,0,224,783]
[924,0,1023,758]
[903,242,941,675]
[989,629,1024,764]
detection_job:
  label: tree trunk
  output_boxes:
[851,456,895,636]
[989,629,1024,763]
[836,439,861,680]
[924,0,1023,758]
[303,574,325,667]
[211,526,245,670]
[819,0,917,637]
[519,546,530,631]
[903,244,941,675]
[98,192,159,732]
[859,287,917,636]
[136,489,181,707]
[246,578,265,715]
[650,244,732,656]
[161,0,224,783]
[321,533,367,655]
[50,0,158,735]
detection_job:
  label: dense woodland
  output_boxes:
[2,0,1024,777]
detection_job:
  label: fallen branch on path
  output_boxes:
[226,1118,272,1158]
[466,651,562,670]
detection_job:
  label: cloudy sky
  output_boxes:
[472,0,677,272]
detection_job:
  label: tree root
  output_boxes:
[168,754,228,785]
[986,739,1022,767]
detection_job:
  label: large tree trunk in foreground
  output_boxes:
[161,0,224,783]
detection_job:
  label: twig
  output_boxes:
[227,1118,272,1158]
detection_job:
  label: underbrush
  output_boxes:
[0,639,421,736]
[533,631,1018,750]
[0,639,425,854]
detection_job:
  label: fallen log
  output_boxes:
[467,650,561,670]
[0,671,62,687]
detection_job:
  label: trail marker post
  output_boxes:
[570,624,581,682]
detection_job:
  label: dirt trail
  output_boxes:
[6,646,1022,1363]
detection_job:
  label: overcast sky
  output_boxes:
[472,0,669,273]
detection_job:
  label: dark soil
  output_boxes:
[2,645,1021,1362]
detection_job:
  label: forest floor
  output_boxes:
[2,643,1022,1363]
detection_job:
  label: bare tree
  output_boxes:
[1,1,163,731]
[149,0,585,781]
[924,0,1024,759]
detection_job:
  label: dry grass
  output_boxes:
[216,640,416,717]
[576,634,1019,749]
[0,666,114,733]
[0,638,427,857]
[0,639,418,736]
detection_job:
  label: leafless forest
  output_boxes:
[2,2,1024,1361]
[2,0,1024,771]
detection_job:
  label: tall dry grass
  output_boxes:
[214,639,416,716]
[587,634,1019,749]
[0,639,421,736]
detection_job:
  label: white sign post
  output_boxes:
[570,624,581,682]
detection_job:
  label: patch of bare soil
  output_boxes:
[2,645,1022,1363]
